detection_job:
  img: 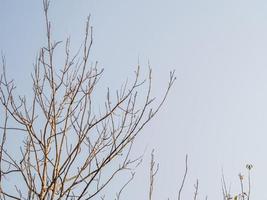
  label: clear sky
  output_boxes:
[1,0,267,199]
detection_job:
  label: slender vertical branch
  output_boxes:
[239,173,245,200]
[246,164,253,200]
[178,154,188,200]
[193,179,198,200]
[149,150,159,200]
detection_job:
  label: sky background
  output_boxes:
[1,0,267,199]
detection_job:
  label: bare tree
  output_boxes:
[0,1,175,199]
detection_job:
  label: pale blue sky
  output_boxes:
[2,0,267,199]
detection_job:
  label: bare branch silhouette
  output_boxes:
[0,1,175,199]
[149,150,159,200]
[178,154,188,200]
